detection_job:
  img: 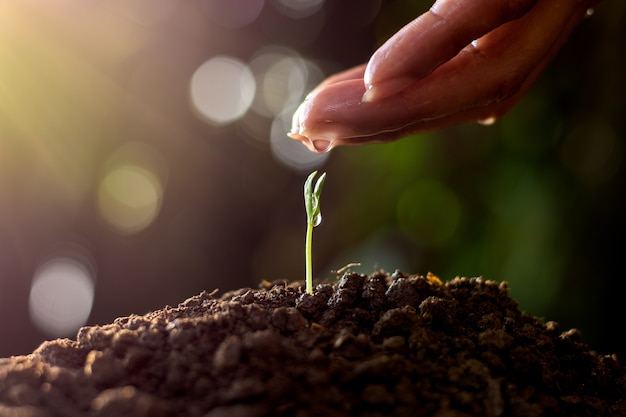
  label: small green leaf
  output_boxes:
[312,173,326,223]
[304,171,326,226]
[304,171,317,222]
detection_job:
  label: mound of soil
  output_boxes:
[1,271,624,417]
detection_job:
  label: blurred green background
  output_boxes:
[1,0,624,358]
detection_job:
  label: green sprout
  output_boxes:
[304,170,326,295]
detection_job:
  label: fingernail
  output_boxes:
[362,77,416,103]
[290,100,306,136]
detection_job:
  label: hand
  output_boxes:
[289,0,600,153]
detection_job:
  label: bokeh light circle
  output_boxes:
[270,110,329,171]
[190,56,256,126]
[29,258,95,337]
[97,164,163,234]
[249,47,324,118]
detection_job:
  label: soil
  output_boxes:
[1,271,624,417]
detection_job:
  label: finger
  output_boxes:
[292,42,538,147]
[289,78,367,152]
[291,52,505,151]
[473,0,597,122]
[305,64,365,100]
[290,0,594,150]
[362,0,538,102]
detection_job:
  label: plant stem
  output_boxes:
[303,170,325,295]
[305,219,314,294]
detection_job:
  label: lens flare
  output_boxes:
[29,257,95,337]
[97,164,163,234]
[270,110,329,171]
[190,56,256,126]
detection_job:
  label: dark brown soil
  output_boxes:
[1,271,624,417]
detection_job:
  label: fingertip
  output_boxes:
[363,55,375,87]
[290,98,309,135]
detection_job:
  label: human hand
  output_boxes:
[289,0,600,153]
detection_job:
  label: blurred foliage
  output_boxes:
[317,0,625,357]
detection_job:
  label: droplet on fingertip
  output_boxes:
[311,139,333,153]
[478,116,497,126]
[287,132,333,154]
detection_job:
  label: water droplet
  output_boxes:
[313,213,322,227]
[311,139,332,153]
[586,8,594,17]
[478,116,497,126]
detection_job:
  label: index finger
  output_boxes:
[363,0,538,99]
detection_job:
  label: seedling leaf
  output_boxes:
[304,171,326,225]
[304,171,326,294]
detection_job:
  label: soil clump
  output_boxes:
[1,271,624,416]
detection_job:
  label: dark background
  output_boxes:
[1,0,624,358]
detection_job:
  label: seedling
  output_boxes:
[304,170,326,294]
